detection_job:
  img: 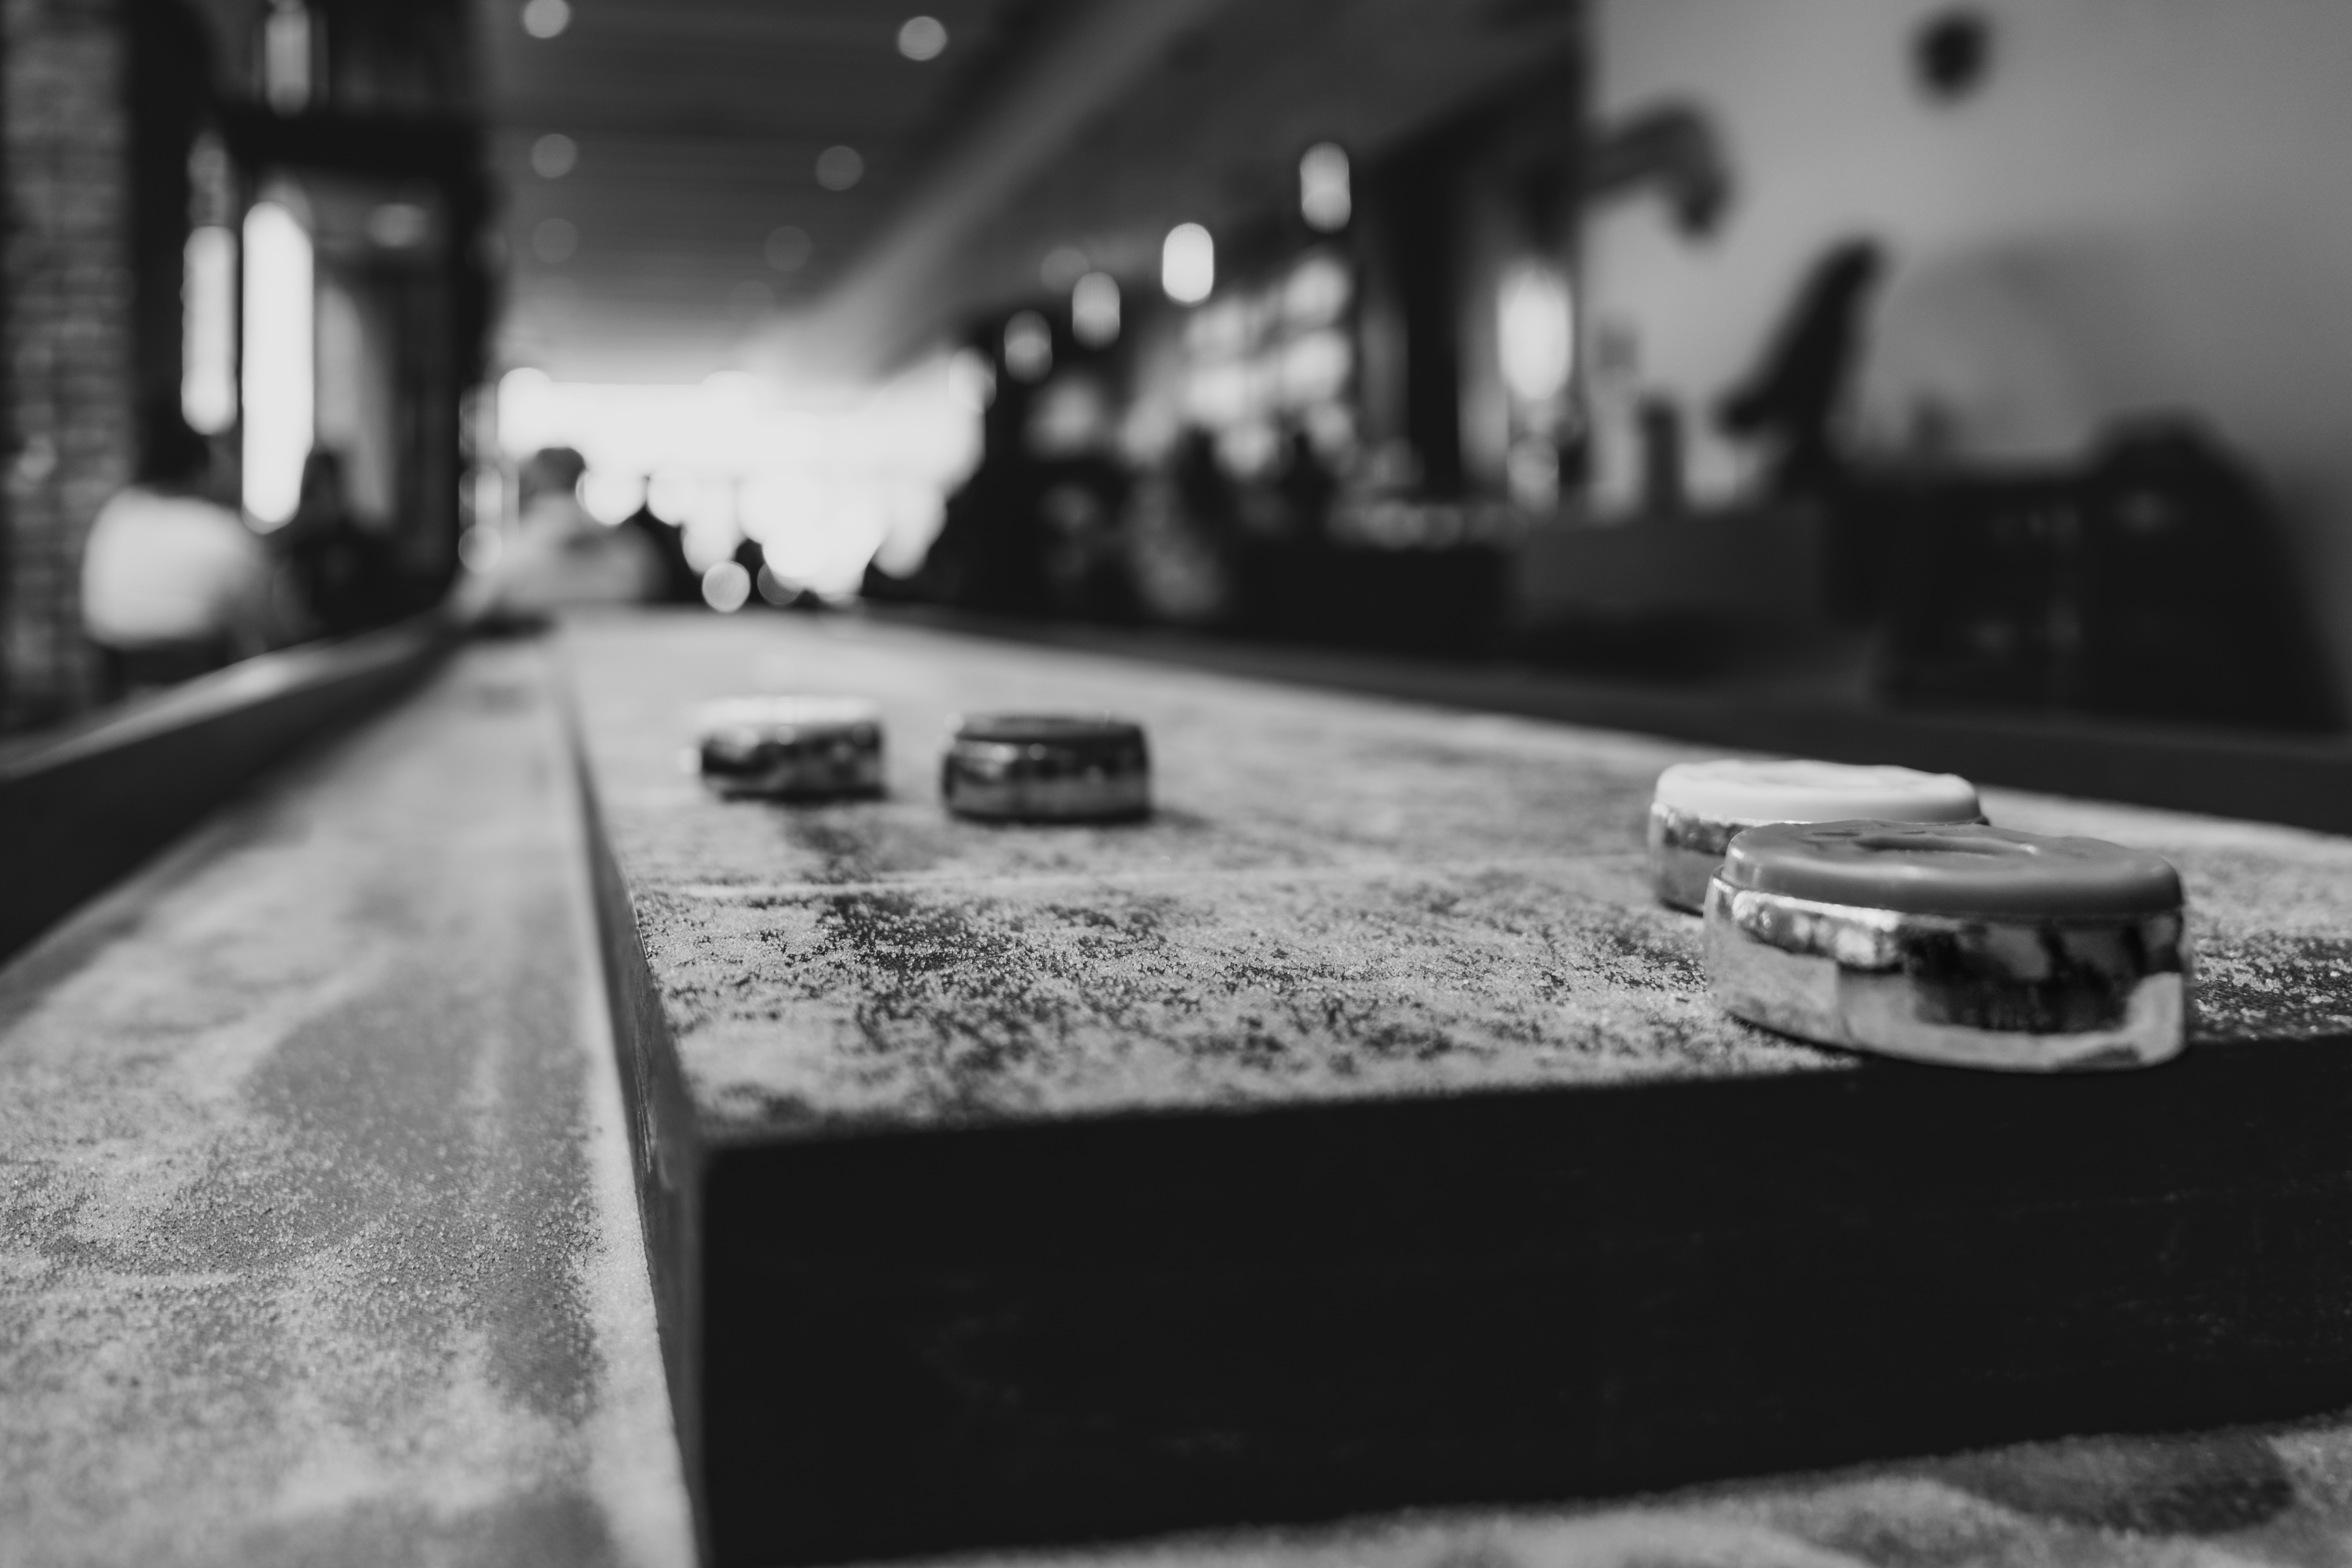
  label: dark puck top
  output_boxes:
[951,714,1146,750]
[1720,820,2183,919]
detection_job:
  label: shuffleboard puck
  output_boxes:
[1649,759,1981,912]
[694,696,884,800]
[942,714,1150,823]
[1704,820,2188,1071]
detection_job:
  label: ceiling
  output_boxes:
[479,0,1048,381]
[899,0,1583,342]
[477,0,1581,385]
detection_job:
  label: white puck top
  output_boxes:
[695,695,881,739]
[1654,758,1979,827]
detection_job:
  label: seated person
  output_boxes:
[275,449,420,638]
[471,446,663,622]
[1716,238,1886,501]
[81,416,270,695]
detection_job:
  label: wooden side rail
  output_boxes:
[0,614,459,964]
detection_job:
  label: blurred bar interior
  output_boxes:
[6,0,2350,740]
[24,5,2352,1563]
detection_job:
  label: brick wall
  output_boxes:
[3,0,134,728]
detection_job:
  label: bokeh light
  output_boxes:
[1072,272,1120,348]
[262,0,312,111]
[242,200,312,527]
[580,467,645,524]
[1003,311,1054,382]
[496,357,981,598]
[520,0,569,38]
[1162,223,1214,304]
[181,225,236,433]
[530,133,577,178]
[897,15,947,60]
[458,525,502,574]
[1299,142,1352,231]
[1283,251,1352,328]
[1498,261,1574,402]
[815,146,865,191]
[701,560,752,613]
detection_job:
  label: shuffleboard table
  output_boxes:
[560,611,2352,1567]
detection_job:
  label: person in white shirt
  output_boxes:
[470,446,663,625]
[80,416,271,694]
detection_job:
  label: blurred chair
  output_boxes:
[1874,420,2340,731]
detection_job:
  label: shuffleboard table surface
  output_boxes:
[0,644,693,1567]
[562,611,2352,1566]
[563,611,2352,1141]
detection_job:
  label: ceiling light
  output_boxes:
[181,225,236,433]
[702,560,752,613]
[530,132,577,178]
[580,469,644,526]
[1162,223,1213,305]
[765,226,813,273]
[241,202,311,526]
[815,146,864,192]
[520,0,570,39]
[1498,261,1573,402]
[1300,142,1351,231]
[1003,311,1053,382]
[1282,252,1352,327]
[262,0,313,113]
[897,15,947,61]
[1071,272,1120,348]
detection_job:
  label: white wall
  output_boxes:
[1589,0,2352,691]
